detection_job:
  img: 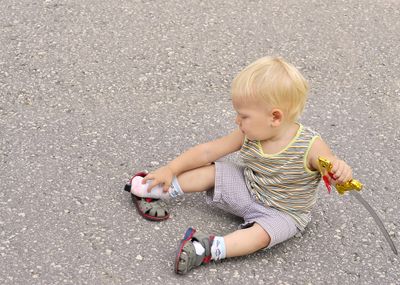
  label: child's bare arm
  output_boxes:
[307,137,353,184]
[143,129,245,191]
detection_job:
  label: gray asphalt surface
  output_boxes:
[1,0,399,284]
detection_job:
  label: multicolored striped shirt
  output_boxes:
[240,124,321,230]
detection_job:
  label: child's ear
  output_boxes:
[271,108,283,126]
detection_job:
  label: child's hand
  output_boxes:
[329,158,353,185]
[142,166,174,192]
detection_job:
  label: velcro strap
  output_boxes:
[202,235,215,263]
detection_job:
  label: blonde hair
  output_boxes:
[231,56,309,122]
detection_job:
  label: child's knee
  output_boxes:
[253,223,271,248]
[199,164,216,185]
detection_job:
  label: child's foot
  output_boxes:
[131,175,184,200]
[174,227,215,274]
[124,172,170,221]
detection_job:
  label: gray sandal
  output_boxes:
[174,227,214,274]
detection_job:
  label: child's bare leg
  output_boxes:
[224,223,271,257]
[176,164,215,193]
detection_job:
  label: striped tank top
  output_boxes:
[240,124,321,230]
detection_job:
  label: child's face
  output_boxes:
[233,98,274,141]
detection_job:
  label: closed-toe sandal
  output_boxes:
[124,171,170,221]
[174,227,215,274]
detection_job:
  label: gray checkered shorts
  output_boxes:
[206,161,299,248]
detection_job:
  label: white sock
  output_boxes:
[211,236,226,261]
[191,236,226,260]
[131,176,184,199]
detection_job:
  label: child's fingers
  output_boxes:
[328,176,336,185]
[142,174,153,184]
[332,160,345,178]
[162,178,173,192]
[162,183,170,192]
[147,179,159,192]
[143,173,160,184]
[333,164,353,184]
[340,168,353,184]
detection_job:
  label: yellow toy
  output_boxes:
[318,157,363,194]
[318,157,397,255]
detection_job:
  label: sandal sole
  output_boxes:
[125,172,170,222]
[174,227,196,274]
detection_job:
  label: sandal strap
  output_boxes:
[192,233,215,261]
[201,235,215,263]
[137,198,169,218]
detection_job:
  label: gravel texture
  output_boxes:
[1,0,399,284]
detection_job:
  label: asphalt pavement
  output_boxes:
[1,0,399,284]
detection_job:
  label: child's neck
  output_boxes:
[260,122,299,154]
[272,122,299,141]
